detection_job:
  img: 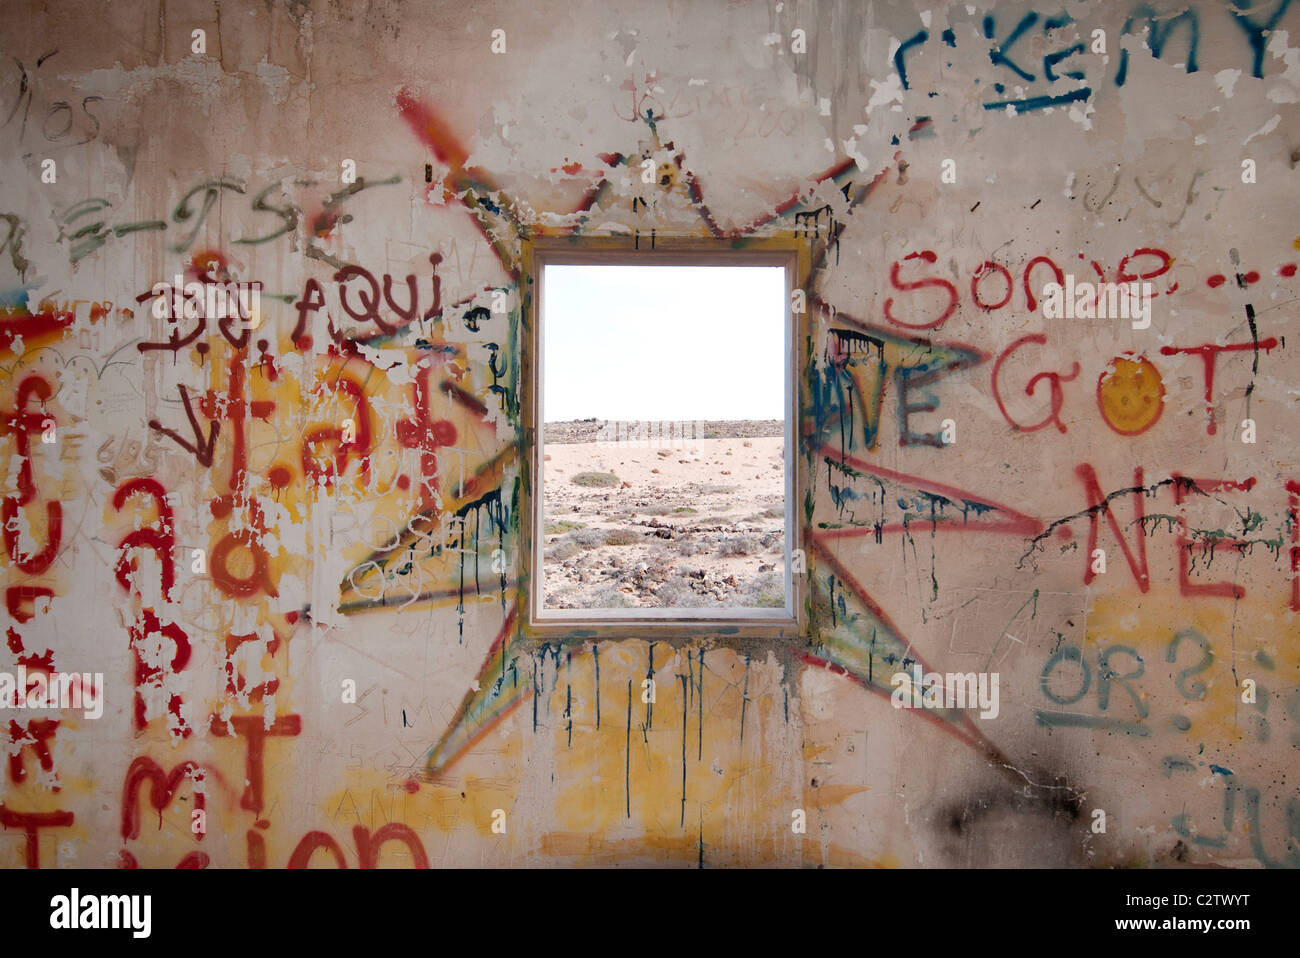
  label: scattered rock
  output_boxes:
[541,427,786,610]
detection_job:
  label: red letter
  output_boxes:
[1171,475,1255,600]
[121,756,206,841]
[883,250,958,330]
[1075,464,1151,591]
[0,805,74,868]
[113,478,176,599]
[353,823,429,868]
[1160,338,1278,435]
[992,335,1079,434]
[209,714,302,814]
[1023,256,1064,312]
[970,261,1013,311]
[289,831,348,868]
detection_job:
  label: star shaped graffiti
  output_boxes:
[334,89,1057,799]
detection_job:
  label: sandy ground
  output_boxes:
[540,433,788,610]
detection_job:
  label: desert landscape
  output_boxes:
[541,420,789,611]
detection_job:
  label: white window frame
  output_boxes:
[523,239,807,639]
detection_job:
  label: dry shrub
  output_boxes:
[603,528,643,546]
[717,535,761,557]
[571,471,620,487]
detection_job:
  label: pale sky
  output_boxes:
[543,264,786,422]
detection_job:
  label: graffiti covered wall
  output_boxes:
[1,0,1297,869]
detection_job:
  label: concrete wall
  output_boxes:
[0,0,1296,868]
